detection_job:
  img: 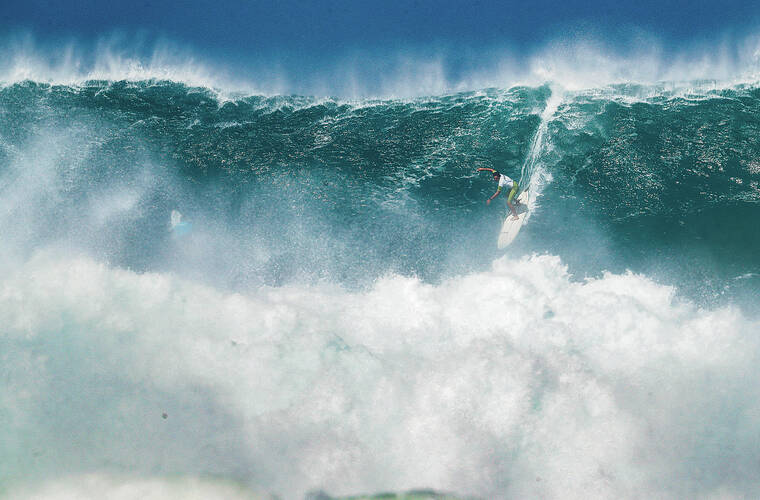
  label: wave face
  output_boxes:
[1,80,760,499]
[2,81,759,299]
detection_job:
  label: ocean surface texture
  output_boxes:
[2,79,760,499]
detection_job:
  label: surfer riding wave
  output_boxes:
[478,167,520,219]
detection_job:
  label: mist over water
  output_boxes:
[2,45,760,499]
[4,31,760,97]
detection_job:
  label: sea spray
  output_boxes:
[1,252,759,498]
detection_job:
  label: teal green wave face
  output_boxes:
[0,81,547,288]
[1,80,759,307]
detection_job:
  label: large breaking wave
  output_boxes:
[1,75,760,499]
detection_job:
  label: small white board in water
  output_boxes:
[497,190,530,249]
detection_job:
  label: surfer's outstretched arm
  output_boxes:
[479,168,500,205]
[486,187,501,205]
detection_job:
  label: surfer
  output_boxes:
[478,168,520,219]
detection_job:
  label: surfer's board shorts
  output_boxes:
[507,182,519,204]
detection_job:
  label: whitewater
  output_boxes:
[1,74,760,499]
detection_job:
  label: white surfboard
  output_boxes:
[497,190,530,248]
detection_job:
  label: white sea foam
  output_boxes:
[2,250,759,499]
[3,473,272,500]
[516,87,563,214]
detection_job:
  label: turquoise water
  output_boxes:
[2,80,760,499]
[2,81,758,303]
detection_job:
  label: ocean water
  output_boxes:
[1,79,759,499]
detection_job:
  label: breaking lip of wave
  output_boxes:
[0,33,274,97]
[3,31,760,97]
